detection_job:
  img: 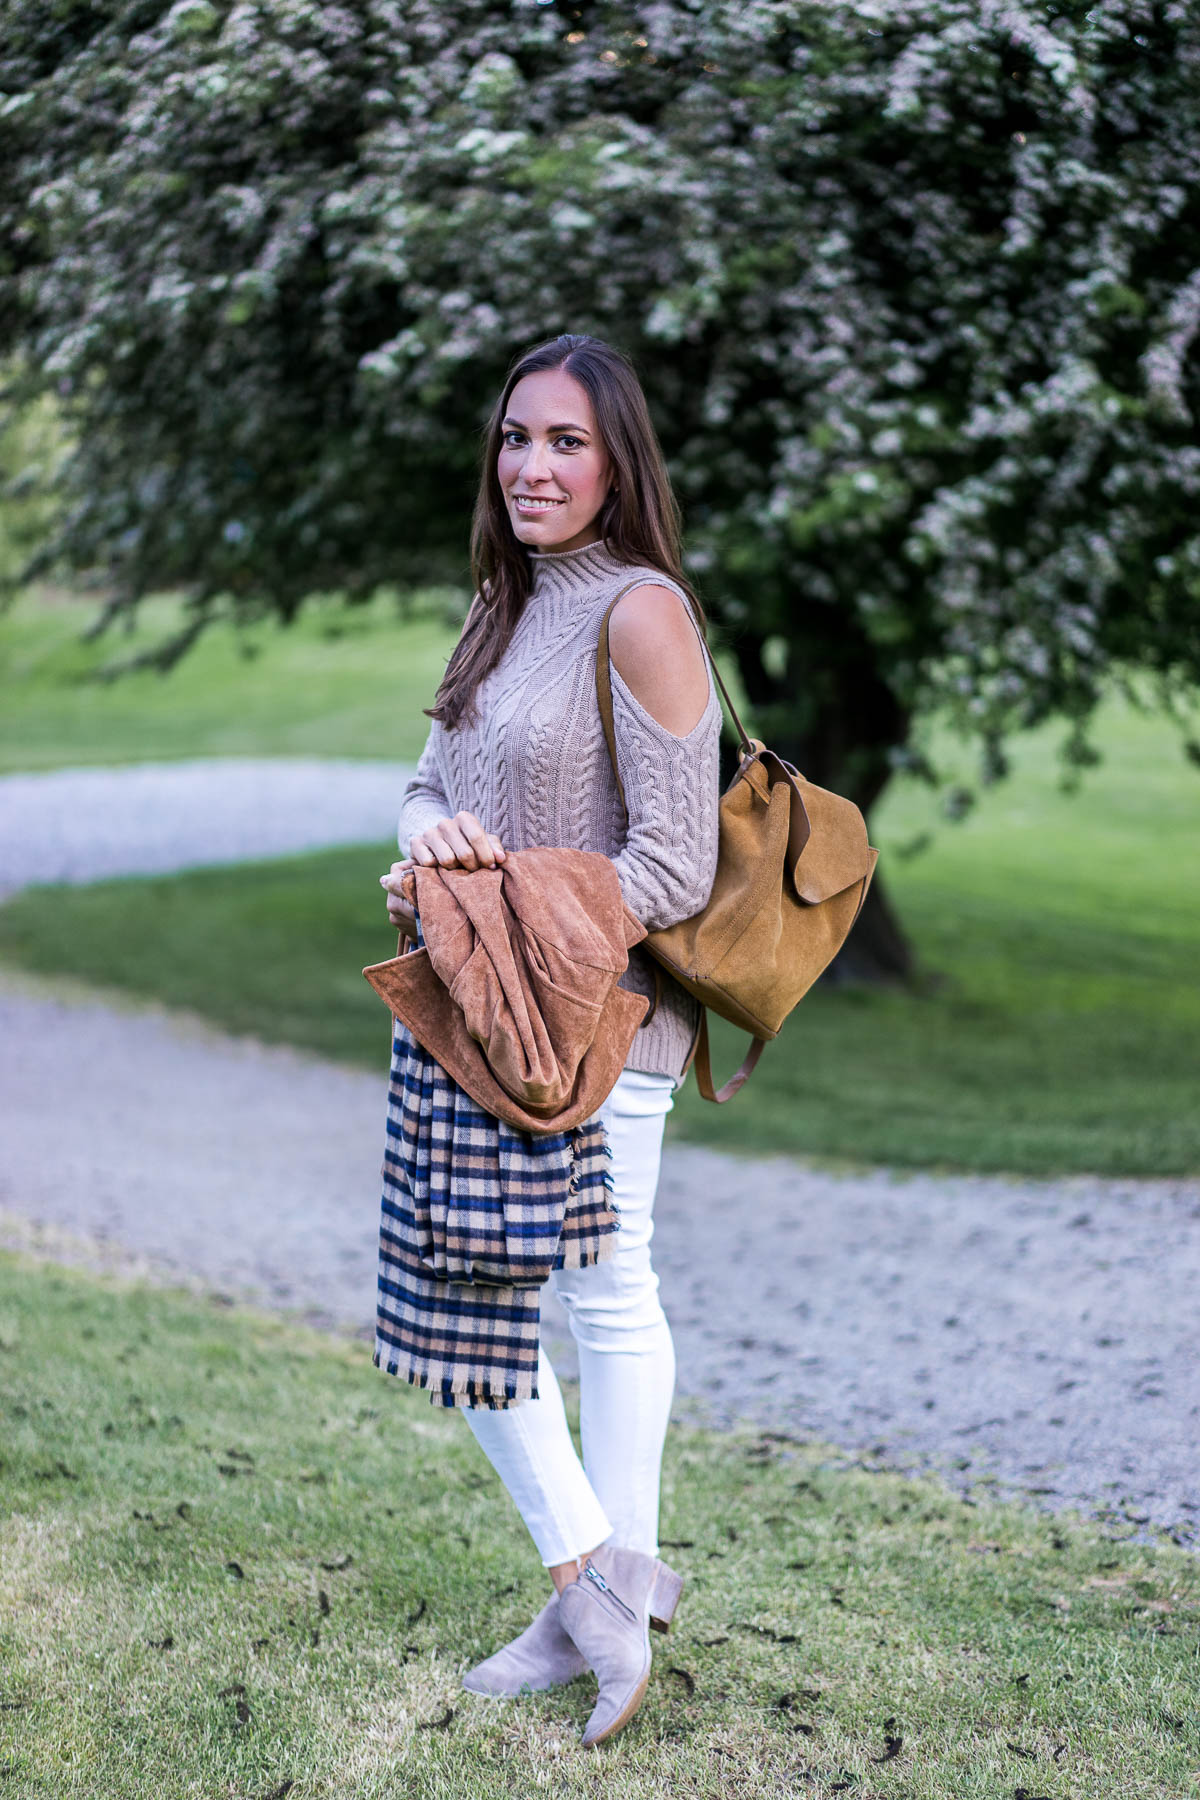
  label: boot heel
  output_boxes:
[648,1560,684,1634]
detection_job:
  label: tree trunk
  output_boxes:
[823,865,912,984]
[728,624,916,985]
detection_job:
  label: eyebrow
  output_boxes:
[502,416,592,434]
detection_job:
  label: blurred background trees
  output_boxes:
[3,0,1198,975]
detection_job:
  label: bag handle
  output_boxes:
[595,578,754,817]
[690,1012,766,1104]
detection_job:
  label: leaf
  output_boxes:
[668,1666,695,1697]
[175,1502,192,1521]
[776,1688,822,1711]
[1006,1741,1037,1759]
[235,1699,251,1724]
[417,1706,454,1730]
[319,1553,353,1571]
[218,1684,246,1698]
[405,1599,427,1627]
[872,1735,903,1762]
[741,1622,800,1644]
[225,1561,245,1580]
[318,1590,330,1616]
[147,1635,174,1650]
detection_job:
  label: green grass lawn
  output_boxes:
[2,584,1198,1176]
[0,583,465,771]
[1,1251,1196,1800]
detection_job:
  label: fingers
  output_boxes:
[459,814,506,870]
[380,819,508,925]
[407,814,506,872]
[379,858,414,896]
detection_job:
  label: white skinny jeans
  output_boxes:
[462,1066,678,1566]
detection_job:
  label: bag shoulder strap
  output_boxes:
[594,576,767,1099]
[595,577,753,819]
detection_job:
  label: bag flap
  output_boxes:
[747,749,873,904]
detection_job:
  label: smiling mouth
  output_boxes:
[513,495,566,511]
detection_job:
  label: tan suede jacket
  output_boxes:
[363,846,651,1135]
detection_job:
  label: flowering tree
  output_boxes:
[3,0,1198,974]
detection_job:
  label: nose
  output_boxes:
[519,438,554,484]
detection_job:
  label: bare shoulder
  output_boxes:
[607,581,711,738]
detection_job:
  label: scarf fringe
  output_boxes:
[372,1340,539,1409]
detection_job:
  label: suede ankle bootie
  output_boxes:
[461,1593,588,1697]
[557,1543,684,1747]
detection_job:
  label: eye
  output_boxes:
[555,435,584,450]
[501,429,526,446]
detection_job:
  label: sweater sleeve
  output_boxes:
[608,658,722,932]
[397,726,452,859]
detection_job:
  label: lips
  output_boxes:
[513,495,566,510]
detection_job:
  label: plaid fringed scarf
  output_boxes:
[373,1002,620,1409]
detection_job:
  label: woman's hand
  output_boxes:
[410,811,507,872]
[379,812,506,927]
[379,861,416,932]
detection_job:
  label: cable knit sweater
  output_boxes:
[396,537,722,1082]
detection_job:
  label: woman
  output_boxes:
[378,332,721,1746]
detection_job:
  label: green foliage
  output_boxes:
[0,386,67,590]
[2,1,1200,808]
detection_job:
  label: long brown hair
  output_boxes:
[428,332,705,730]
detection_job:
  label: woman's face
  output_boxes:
[497,369,614,554]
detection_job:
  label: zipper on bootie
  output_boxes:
[583,1560,637,1623]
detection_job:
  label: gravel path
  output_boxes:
[1,759,1197,1548]
[2,973,1196,1546]
[0,756,413,898]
